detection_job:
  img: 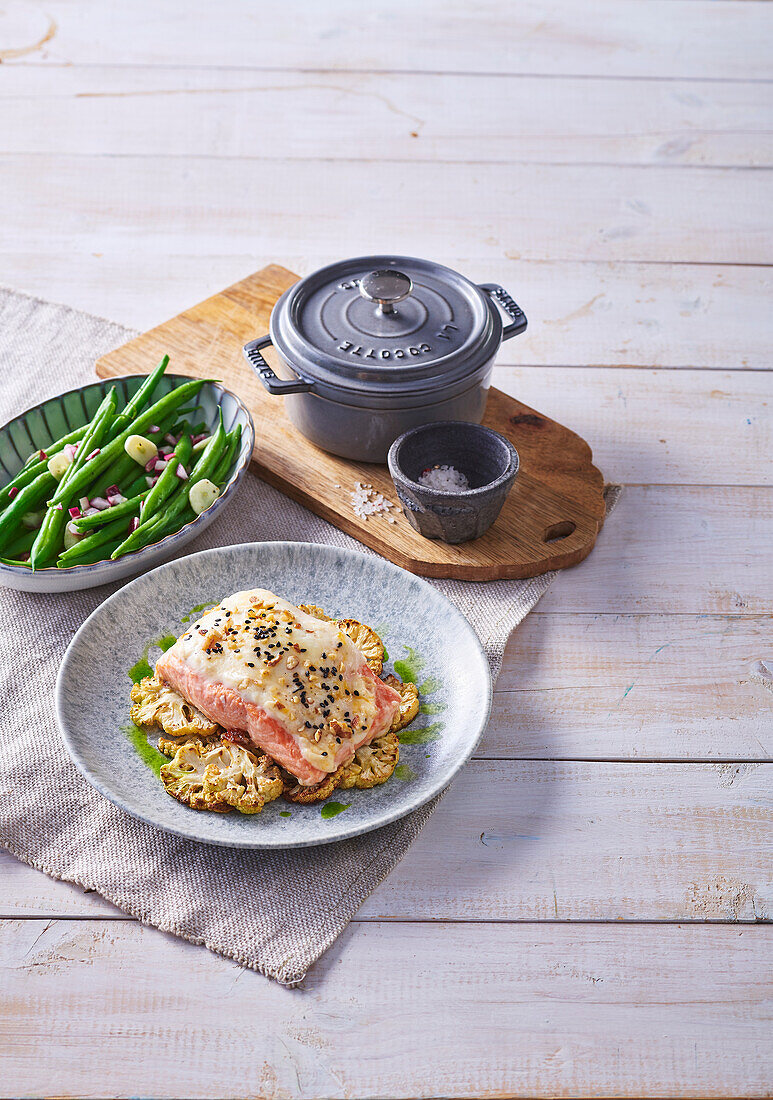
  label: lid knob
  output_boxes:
[359,269,412,315]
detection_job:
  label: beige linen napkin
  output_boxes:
[0,287,618,984]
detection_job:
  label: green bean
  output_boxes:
[73,490,147,532]
[110,355,169,436]
[113,503,197,559]
[0,556,31,568]
[59,379,207,503]
[0,471,56,552]
[110,413,225,559]
[3,528,36,557]
[138,435,192,524]
[56,516,130,566]
[210,425,242,485]
[52,390,117,503]
[30,391,118,568]
[0,425,88,506]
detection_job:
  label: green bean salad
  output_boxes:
[0,357,242,570]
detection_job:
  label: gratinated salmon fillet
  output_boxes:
[155,589,401,786]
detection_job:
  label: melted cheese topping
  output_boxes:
[167,589,378,771]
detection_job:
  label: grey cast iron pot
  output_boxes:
[387,421,520,544]
[243,255,527,462]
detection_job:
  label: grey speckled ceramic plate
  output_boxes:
[56,542,492,848]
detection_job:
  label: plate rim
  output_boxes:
[55,540,493,849]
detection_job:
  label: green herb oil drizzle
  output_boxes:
[181,601,217,624]
[394,764,417,781]
[122,724,167,777]
[320,801,350,819]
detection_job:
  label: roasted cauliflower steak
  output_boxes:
[338,731,399,790]
[282,762,347,804]
[130,675,219,739]
[159,737,283,814]
[336,618,384,674]
[383,674,420,732]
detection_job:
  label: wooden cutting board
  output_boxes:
[96,264,606,581]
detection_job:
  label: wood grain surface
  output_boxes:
[1,0,771,1096]
[96,264,608,579]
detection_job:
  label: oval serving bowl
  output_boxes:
[56,541,493,848]
[0,375,255,593]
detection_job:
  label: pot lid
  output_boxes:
[269,255,502,397]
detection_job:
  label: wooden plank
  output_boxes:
[1,919,770,1099]
[3,252,770,371]
[2,155,770,264]
[494,613,773,760]
[536,484,773,615]
[2,762,770,922]
[3,0,772,79]
[4,66,772,168]
[496,366,772,485]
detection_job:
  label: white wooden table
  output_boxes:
[1,2,771,1096]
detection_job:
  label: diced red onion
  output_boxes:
[153,458,166,472]
[8,486,18,500]
[90,496,109,511]
[147,425,161,434]
[191,433,207,445]
[106,485,120,497]
[39,450,47,461]
[128,517,139,533]
[85,448,101,461]
[107,493,126,507]
[84,506,100,517]
[158,445,172,456]
[79,496,90,511]
[20,552,30,562]
[54,502,63,511]
[145,476,155,488]
[164,433,178,446]
[66,520,80,536]
[144,456,157,472]
[63,443,77,460]
[68,506,81,518]
[176,464,188,480]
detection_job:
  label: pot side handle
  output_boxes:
[479,284,528,340]
[243,336,314,395]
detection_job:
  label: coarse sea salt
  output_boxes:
[350,481,397,521]
[418,464,470,492]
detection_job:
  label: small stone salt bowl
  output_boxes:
[387,421,519,544]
